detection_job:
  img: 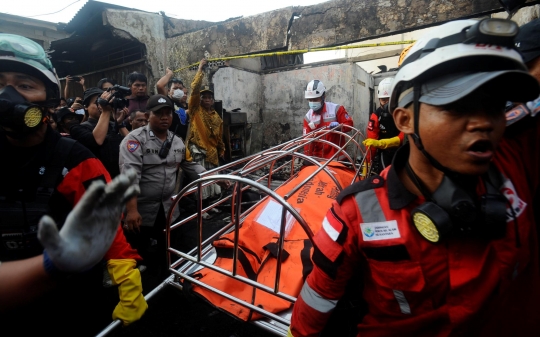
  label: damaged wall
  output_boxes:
[69,0,536,152]
[211,62,372,154]
[493,4,540,25]
[103,9,167,91]
[168,7,299,88]
[259,62,372,151]
[289,0,525,50]
[213,67,263,122]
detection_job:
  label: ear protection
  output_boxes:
[408,163,508,243]
[0,85,45,137]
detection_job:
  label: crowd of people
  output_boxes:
[0,33,226,335]
[1,14,540,337]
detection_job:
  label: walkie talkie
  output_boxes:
[159,125,178,158]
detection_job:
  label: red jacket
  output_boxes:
[290,115,540,336]
[303,102,354,159]
[366,110,404,162]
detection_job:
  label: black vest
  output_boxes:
[0,135,75,261]
[376,105,400,139]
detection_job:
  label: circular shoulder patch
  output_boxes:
[127,140,140,153]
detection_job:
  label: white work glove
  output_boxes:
[329,122,339,128]
[38,169,140,275]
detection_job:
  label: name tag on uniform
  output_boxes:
[361,220,400,241]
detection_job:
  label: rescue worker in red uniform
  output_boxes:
[0,34,147,335]
[289,18,540,337]
[364,77,404,174]
[303,80,354,159]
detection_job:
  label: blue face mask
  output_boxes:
[309,101,322,111]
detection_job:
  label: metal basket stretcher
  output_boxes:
[97,124,369,337]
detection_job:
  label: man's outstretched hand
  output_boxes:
[38,170,140,273]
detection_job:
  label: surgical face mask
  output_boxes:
[172,89,184,100]
[309,101,322,111]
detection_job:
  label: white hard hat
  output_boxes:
[305,80,326,99]
[389,18,538,111]
[377,77,394,99]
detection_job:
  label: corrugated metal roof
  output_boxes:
[64,0,147,33]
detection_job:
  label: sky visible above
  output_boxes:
[1,0,328,23]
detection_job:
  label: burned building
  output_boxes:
[48,0,539,154]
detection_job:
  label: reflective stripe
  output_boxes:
[304,115,311,123]
[300,282,338,313]
[393,290,411,314]
[323,216,339,241]
[355,189,386,223]
[323,116,337,123]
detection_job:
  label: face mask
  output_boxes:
[172,89,184,100]
[309,101,322,111]
[0,85,45,138]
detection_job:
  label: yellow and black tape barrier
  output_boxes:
[173,40,416,72]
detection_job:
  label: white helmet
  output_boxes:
[305,80,326,99]
[377,77,394,99]
[389,18,537,112]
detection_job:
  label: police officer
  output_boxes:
[363,77,403,173]
[119,94,207,278]
[0,33,146,334]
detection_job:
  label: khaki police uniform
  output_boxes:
[119,125,205,227]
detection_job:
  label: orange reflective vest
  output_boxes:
[190,163,357,320]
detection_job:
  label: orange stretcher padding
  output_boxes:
[190,162,356,321]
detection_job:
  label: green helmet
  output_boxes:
[0,33,61,103]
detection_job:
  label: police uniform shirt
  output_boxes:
[119,125,205,227]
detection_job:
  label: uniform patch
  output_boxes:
[361,220,400,241]
[505,104,529,126]
[501,179,527,221]
[345,113,350,119]
[368,119,374,131]
[127,140,140,153]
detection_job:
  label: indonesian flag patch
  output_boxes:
[127,140,140,153]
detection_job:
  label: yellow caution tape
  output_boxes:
[173,40,416,73]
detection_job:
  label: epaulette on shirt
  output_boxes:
[336,175,385,204]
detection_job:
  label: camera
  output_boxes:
[70,76,81,82]
[106,85,132,110]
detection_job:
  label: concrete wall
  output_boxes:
[213,67,263,123]
[493,4,540,25]
[260,62,372,151]
[289,0,523,50]
[212,62,372,153]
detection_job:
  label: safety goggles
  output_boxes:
[0,33,54,72]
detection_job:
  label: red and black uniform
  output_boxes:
[0,127,140,336]
[303,102,354,159]
[290,115,540,336]
[366,106,404,172]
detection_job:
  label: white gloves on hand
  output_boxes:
[38,169,139,273]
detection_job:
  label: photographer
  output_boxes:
[70,87,128,177]
[63,75,86,100]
